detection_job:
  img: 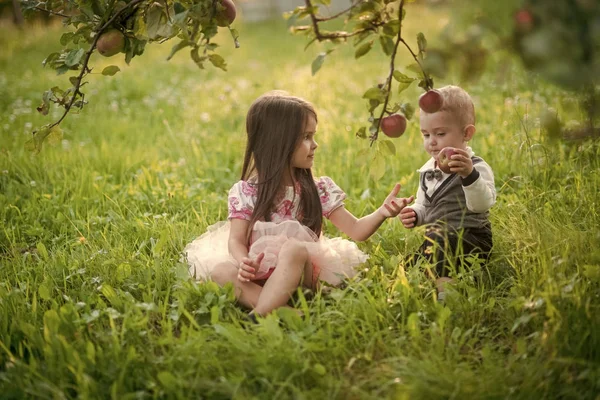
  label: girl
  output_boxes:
[183,91,413,317]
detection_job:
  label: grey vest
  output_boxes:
[420,157,490,230]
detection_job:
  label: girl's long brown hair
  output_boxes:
[241,91,322,240]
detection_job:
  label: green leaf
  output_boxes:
[190,48,206,69]
[36,90,53,115]
[370,155,386,181]
[354,41,373,59]
[36,242,49,260]
[356,127,367,139]
[311,51,332,76]
[208,54,227,71]
[42,52,60,68]
[400,102,415,119]
[38,284,52,301]
[46,126,63,145]
[417,32,427,54]
[368,99,380,112]
[355,148,370,165]
[406,63,423,77]
[382,20,400,36]
[407,312,421,340]
[101,284,122,308]
[379,36,394,56]
[229,28,240,48]
[24,138,37,153]
[65,48,84,67]
[25,125,52,153]
[102,65,121,76]
[157,371,179,389]
[313,363,327,376]
[133,13,148,39]
[379,139,396,156]
[167,40,191,61]
[362,87,386,102]
[393,70,414,83]
[60,32,75,46]
[146,6,166,40]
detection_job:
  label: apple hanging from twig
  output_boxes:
[418,89,443,114]
[381,114,407,138]
[97,29,125,57]
[216,0,237,27]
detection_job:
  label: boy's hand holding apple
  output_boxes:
[436,147,473,178]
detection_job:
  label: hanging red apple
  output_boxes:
[514,9,535,33]
[381,114,407,138]
[96,29,125,57]
[418,89,443,114]
[216,0,237,27]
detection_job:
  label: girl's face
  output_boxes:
[419,110,469,158]
[291,115,318,170]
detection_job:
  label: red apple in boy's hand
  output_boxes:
[381,114,407,138]
[418,89,443,114]
[436,147,457,174]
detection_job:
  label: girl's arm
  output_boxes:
[328,183,413,242]
[228,218,264,282]
[228,218,250,263]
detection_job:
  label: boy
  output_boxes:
[399,85,496,301]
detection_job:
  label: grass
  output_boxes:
[1,5,600,399]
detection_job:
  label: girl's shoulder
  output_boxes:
[314,176,347,217]
[229,179,258,199]
[315,176,342,191]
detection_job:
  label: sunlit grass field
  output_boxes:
[1,5,599,399]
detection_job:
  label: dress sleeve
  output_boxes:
[317,176,347,218]
[227,181,256,221]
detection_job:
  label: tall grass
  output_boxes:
[1,6,599,399]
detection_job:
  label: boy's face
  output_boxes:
[419,110,471,158]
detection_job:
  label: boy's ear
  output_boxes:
[463,124,476,142]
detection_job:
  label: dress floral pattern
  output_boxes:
[227,176,347,222]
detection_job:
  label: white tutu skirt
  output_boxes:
[183,220,368,286]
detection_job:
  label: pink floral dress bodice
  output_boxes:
[227,176,346,222]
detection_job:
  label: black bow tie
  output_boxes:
[424,169,444,181]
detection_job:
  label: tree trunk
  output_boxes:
[12,0,24,26]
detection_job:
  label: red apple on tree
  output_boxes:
[418,89,443,114]
[381,113,407,138]
[216,0,237,27]
[515,9,535,33]
[97,29,125,57]
[436,147,457,174]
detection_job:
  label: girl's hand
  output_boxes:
[378,183,415,218]
[237,252,265,282]
[399,207,416,228]
[449,148,474,178]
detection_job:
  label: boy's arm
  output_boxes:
[461,162,496,213]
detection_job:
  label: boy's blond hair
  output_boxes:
[437,85,475,128]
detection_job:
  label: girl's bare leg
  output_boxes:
[253,241,312,316]
[211,261,263,309]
